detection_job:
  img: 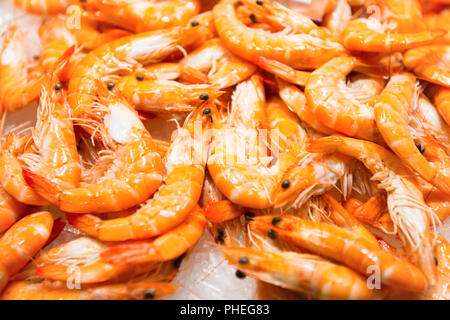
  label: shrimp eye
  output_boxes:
[281,180,290,189]
[202,108,211,115]
[54,82,63,91]
[143,289,156,299]
[416,144,425,153]
[268,229,276,239]
[199,93,209,101]
[191,21,199,27]
[235,270,246,279]
[106,82,115,90]
[256,0,263,5]
[238,256,249,265]
[244,212,254,221]
[136,74,144,81]
[271,216,281,226]
[249,14,257,23]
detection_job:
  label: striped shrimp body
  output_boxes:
[1,280,176,300]
[374,73,450,195]
[0,25,44,115]
[100,205,206,265]
[213,0,345,70]
[305,56,382,142]
[224,247,385,300]
[82,0,200,33]
[181,38,257,89]
[23,90,164,214]
[308,135,439,284]
[0,212,53,291]
[0,187,27,234]
[68,22,214,136]
[403,45,450,88]
[207,75,308,209]
[251,214,428,292]
[65,107,211,241]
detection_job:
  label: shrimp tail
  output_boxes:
[255,56,310,87]
[307,135,342,154]
[22,168,61,205]
[65,213,101,237]
[35,265,70,281]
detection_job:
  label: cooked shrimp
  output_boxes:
[117,76,222,113]
[213,0,344,70]
[66,107,211,241]
[427,85,450,127]
[82,0,200,33]
[203,199,244,223]
[305,56,381,142]
[224,247,385,300]
[251,214,428,292]
[374,73,450,194]
[323,0,352,39]
[0,25,44,115]
[308,135,439,284]
[13,0,69,15]
[1,279,176,300]
[425,190,450,222]
[100,205,206,264]
[181,38,257,89]
[0,134,48,206]
[68,21,214,136]
[24,87,164,213]
[0,187,27,234]
[208,75,307,208]
[0,211,53,291]
[403,45,450,88]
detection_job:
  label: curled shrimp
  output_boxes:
[0,211,53,291]
[403,45,450,88]
[342,0,446,52]
[224,247,385,300]
[23,89,164,214]
[213,0,344,70]
[180,38,257,89]
[251,214,428,292]
[100,205,206,265]
[207,75,307,209]
[68,20,214,137]
[65,107,211,241]
[374,73,450,195]
[0,25,44,115]
[305,55,382,142]
[82,0,200,33]
[1,279,176,300]
[308,135,439,284]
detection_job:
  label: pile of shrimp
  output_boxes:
[0,0,448,300]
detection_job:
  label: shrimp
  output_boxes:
[68,21,214,136]
[1,280,176,300]
[0,211,53,291]
[427,85,450,127]
[0,25,44,115]
[323,0,352,39]
[213,0,344,70]
[224,247,385,300]
[100,205,206,265]
[82,0,200,33]
[203,200,244,223]
[251,214,428,292]
[308,135,439,284]
[65,107,211,241]
[117,76,222,113]
[207,75,307,209]
[0,134,48,206]
[374,72,450,195]
[0,187,27,234]
[254,56,310,87]
[20,47,81,192]
[425,190,450,222]
[305,56,382,142]
[13,0,69,15]
[403,45,450,88]
[180,38,257,89]
[23,89,164,214]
